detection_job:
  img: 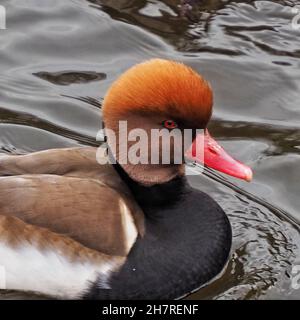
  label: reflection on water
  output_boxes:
[0,0,299,299]
[187,167,300,299]
[33,71,107,86]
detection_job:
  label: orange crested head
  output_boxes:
[103,59,213,128]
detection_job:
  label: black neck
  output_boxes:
[84,163,232,300]
[113,162,189,210]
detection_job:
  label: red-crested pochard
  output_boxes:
[0,59,252,299]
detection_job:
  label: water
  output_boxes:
[0,0,299,299]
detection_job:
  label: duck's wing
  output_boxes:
[0,215,124,298]
[0,147,145,237]
[0,147,144,298]
[0,174,139,257]
[0,147,108,179]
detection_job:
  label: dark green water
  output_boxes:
[0,0,299,299]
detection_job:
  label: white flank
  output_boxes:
[0,243,117,299]
[0,265,6,289]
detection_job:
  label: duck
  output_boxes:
[0,59,252,299]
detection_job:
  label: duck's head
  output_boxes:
[102,59,252,186]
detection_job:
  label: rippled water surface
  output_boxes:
[0,0,300,299]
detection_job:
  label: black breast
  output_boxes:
[84,168,232,300]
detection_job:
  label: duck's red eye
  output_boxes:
[163,120,178,129]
